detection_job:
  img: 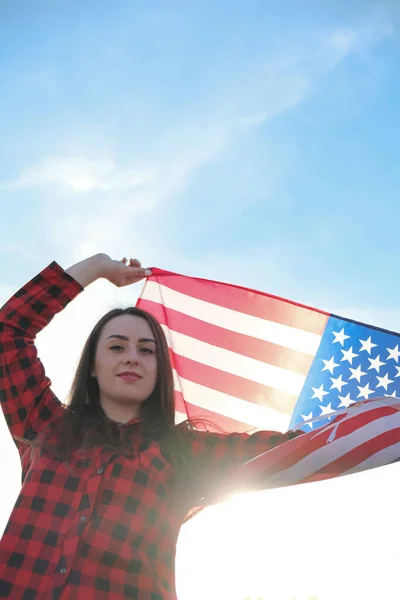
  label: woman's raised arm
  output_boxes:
[0,253,151,446]
[0,260,88,444]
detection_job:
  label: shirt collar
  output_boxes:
[104,415,141,428]
[119,417,141,428]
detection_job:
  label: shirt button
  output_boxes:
[79,516,87,524]
[59,567,67,575]
[97,466,104,474]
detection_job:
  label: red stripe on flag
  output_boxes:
[147,268,328,334]
[333,403,399,438]
[138,298,313,376]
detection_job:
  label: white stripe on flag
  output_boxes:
[163,324,305,396]
[173,370,290,432]
[172,369,183,392]
[174,411,188,424]
[144,281,321,355]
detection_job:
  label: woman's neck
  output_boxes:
[100,397,140,424]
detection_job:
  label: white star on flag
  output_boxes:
[337,392,356,408]
[395,366,400,378]
[330,374,348,392]
[376,373,394,391]
[322,356,339,374]
[387,345,400,362]
[319,402,335,416]
[357,383,374,399]
[385,390,399,398]
[359,336,377,354]
[349,364,367,382]
[340,347,358,364]
[368,355,385,373]
[332,329,350,346]
[301,411,314,429]
[311,384,329,402]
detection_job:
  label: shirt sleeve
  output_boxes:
[0,261,84,445]
[181,426,304,505]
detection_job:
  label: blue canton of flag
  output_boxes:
[290,316,400,430]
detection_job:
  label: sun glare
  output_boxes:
[176,465,400,600]
[176,488,313,600]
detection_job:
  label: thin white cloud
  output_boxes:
[1,157,158,193]
[319,14,393,70]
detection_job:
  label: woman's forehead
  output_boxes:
[101,314,153,340]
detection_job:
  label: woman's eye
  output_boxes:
[110,345,124,351]
[140,347,154,354]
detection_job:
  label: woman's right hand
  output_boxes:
[99,255,152,288]
[66,253,152,288]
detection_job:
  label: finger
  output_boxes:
[120,272,151,287]
[130,258,141,267]
[125,267,152,277]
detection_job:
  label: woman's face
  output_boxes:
[93,314,158,422]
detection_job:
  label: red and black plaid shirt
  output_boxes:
[0,261,299,600]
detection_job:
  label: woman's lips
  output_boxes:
[118,374,142,382]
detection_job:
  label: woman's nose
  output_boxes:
[124,352,139,364]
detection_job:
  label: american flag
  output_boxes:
[137,267,400,496]
[138,267,400,431]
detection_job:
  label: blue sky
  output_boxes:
[1,0,400,319]
[1,2,400,598]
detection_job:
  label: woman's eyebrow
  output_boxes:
[106,334,156,343]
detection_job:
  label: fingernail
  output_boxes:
[144,269,152,276]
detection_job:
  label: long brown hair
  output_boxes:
[25,306,196,470]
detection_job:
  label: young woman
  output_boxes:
[0,253,301,600]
